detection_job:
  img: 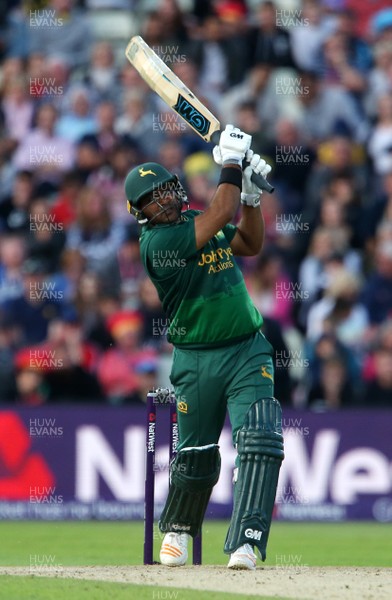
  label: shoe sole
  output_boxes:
[228,556,256,571]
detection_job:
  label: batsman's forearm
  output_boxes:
[236,205,265,255]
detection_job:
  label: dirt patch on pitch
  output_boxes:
[0,566,391,599]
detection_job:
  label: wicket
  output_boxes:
[144,388,202,565]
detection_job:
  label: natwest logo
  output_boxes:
[0,412,55,499]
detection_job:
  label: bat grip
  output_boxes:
[246,163,274,194]
[210,131,274,194]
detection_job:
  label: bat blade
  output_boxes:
[125,36,274,193]
[125,36,220,142]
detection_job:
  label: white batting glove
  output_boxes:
[213,124,252,166]
[241,150,272,207]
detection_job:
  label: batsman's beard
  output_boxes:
[148,195,183,225]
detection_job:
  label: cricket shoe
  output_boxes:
[227,544,257,570]
[160,532,190,566]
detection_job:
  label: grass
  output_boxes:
[0,521,390,599]
[0,521,390,567]
[0,577,292,600]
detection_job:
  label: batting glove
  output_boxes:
[241,150,272,207]
[212,124,252,166]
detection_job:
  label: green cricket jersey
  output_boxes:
[139,210,263,347]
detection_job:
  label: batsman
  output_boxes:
[125,125,284,570]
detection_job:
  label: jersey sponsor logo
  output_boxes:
[139,167,157,177]
[198,246,234,274]
[245,528,262,541]
[261,365,274,382]
[178,401,188,414]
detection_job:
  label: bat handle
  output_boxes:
[210,131,274,194]
[246,162,274,194]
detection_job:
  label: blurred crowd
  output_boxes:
[0,0,392,408]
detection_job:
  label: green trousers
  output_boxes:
[170,331,275,449]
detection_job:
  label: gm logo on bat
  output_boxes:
[230,133,244,139]
[174,94,211,137]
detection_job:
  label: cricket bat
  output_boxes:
[125,36,274,194]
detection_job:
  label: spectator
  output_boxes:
[305,135,368,216]
[2,260,72,345]
[66,185,124,288]
[307,268,368,350]
[0,235,25,305]
[362,346,392,406]
[1,76,34,142]
[14,364,48,405]
[233,99,272,157]
[97,311,157,403]
[365,39,392,118]
[268,118,316,212]
[245,251,293,329]
[318,32,367,96]
[290,0,334,71]
[0,322,20,402]
[88,139,138,222]
[307,356,358,410]
[29,0,92,69]
[94,100,119,158]
[74,135,104,182]
[247,1,297,68]
[305,332,360,404]
[295,70,369,143]
[27,197,66,273]
[132,358,159,404]
[56,87,97,143]
[14,316,102,402]
[0,170,34,233]
[220,64,277,132]
[362,240,392,325]
[12,102,75,183]
[82,41,120,106]
[368,93,392,176]
[49,170,85,230]
[118,225,145,308]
